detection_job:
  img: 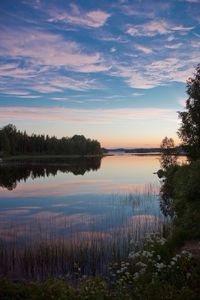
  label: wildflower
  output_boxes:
[172,257,178,262]
[125,272,130,276]
[159,237,166,245]
[156,262,166,270]
[135,262,147,268]
[133,272,139,279]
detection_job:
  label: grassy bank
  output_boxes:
[1,233,200,299]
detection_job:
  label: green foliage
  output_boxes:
[160,160,200,240]
[79,278,109,300]
[159,136,177,170]
[178,64,200,160]
[0,278,76,300]
[0,124,102,157]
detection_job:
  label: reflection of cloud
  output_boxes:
[0,225,30,242]
[128,214,161,225]
[0,208,31,216]
[0,178,112,198]
[32,211,63,220]
[68,231,112,246]
[52,213,104,229]
[0,156,162,198]
[115,214,163,238]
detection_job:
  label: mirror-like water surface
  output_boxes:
[0,155,165,278]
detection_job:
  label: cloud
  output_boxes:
[48,4,110,28]
[0,106,176,125]
[127,20,194,37]
[0,62,37,79]
[110,47,117,53]
[0,27,108,94]
[33,77,97,93]
[132,93,144,97]
[0,89,41,98]
[134,44,153,54]
[165,43,183,49]
[111,65,160,89]
[0,27,109,73]
[31,85,62,93]
[112,55,197,89]
[184,0,200,3]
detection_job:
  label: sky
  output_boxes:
[0,0,199,148]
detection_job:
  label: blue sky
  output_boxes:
[0,0,199,147]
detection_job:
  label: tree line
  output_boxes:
[0,124,102,157]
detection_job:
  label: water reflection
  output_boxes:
[0,156,101,190]
[0,155,167,278]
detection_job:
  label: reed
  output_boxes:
[0,190,168,280]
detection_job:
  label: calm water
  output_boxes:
[0,155,165,277]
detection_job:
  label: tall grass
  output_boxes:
[0,189,168,280]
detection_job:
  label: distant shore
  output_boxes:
[0,152,186,162]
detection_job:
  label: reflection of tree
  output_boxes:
[159,165,179,218]
[0,157,102,190]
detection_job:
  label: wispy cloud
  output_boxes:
[32,76,97,93]
[0,106,177,125]
[0,27,108,72]
[127,20,194,37]
[165,43,183,49]
[0,27,108,94]
[132,93,144,97]
[48,3,110,28]
[112,55,196,89]
[134,44,153,54]
[184,0,200,3]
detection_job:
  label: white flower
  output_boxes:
[136,262,147,268]
[172,257,178,262]
[156,262,165,270]
[134,272,139,279]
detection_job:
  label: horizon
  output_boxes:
[0,0,199,148]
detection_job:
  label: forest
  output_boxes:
[0,124,102,157]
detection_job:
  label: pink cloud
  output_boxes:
[0,27,109,74]
[127,20,193,37]
[0,106,177,125]
[48,4,110,28]
[134,44,153,54]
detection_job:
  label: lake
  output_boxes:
[0,155,166,278]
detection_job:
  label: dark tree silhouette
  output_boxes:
[178,64,200,160]
[0,124,102,157]
[159,136,177,170]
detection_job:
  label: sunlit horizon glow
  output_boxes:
[0,0,199,148]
